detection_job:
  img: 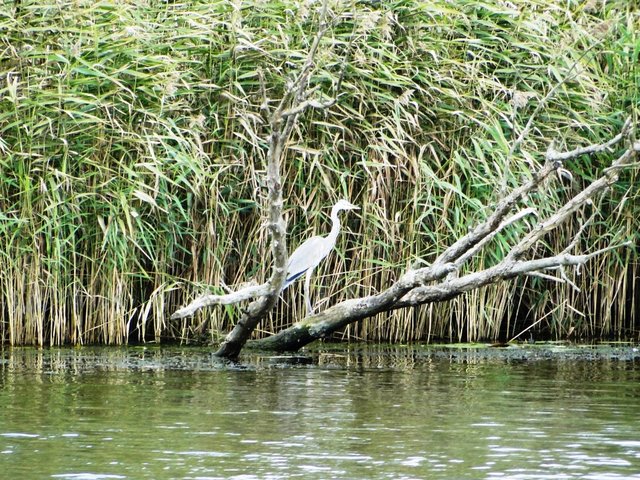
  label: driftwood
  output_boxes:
[170,2,638,359]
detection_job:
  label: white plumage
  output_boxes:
[282,199,359,313]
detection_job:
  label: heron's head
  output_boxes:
[334,199,359,212]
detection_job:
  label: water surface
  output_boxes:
[1,345,639,479]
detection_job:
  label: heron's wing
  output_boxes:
[284,235,330,286]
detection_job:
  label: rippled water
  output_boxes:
[0,345,639,479]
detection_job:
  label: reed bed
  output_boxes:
[0,0,637,346]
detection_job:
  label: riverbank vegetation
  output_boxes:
[1,0,638,346]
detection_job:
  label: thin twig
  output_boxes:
[546,117,633,163]
[525,271,563,283]
[508,305,560,343]
[561,211,596,255]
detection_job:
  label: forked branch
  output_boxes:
[169,4,637,357]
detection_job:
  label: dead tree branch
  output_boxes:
[170,284,269,320]
[172,123,635,326]
[169,5,637,357]
[396,242,633,309]
[170,0,339,359]
[250,121,637,352]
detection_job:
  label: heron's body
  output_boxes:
[282,199,358,313]
[283,235,332,288]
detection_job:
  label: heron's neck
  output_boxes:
[327,207,341,244]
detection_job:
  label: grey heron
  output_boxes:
[282,199,359,314]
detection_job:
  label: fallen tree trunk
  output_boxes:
[253,243,632,352]
[250,134,638,352]
[172,117,637,356]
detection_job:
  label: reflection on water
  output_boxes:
[0,345,639,479]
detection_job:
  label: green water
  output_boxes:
[1,345,639,479]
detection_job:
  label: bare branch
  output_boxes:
[453,207,537,269]
[559,267,581,292]
[170,284,270,320]
[508,143,636,259]
[281,60,348,118]
[425,161,556,270]
[546,117,633,163]
[440,117,633,275]
[526,271,564,283]
[561,211,596,255]
[281,96,336,117]
[213,0,338,359]
[396,241,633,309]
[170,0,338,345]
[273,0,331,118]
[250,120,637,353]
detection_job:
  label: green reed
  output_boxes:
[0,0,637,345]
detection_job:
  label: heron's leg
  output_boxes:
[304,267,315,315]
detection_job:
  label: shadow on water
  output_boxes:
[1,343,639,479]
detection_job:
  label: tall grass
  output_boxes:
[0,0,637,345]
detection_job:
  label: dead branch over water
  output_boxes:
[251,130,638,352]
[174,123,638,355]
[169,2,638,357]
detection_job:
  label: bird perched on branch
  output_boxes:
[282,199,359,314]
